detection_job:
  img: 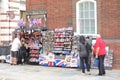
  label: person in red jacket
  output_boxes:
[93,34,106,76]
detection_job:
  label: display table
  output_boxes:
[39,50,113,69]
[39,54,79,68]
[0,46,10,63]
[0,46,10,55]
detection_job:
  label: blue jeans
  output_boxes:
[80,57,90,73]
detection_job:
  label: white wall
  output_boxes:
[0,0,26,43]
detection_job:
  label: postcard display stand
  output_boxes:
[91,50,113,69]
[42,30,54,55]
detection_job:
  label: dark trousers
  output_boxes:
[21,53,26,62]
[20,50,26,63]
[80,57,90,73]
[98,55,106,75]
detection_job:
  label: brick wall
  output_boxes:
[46,0,73,29]
[27,0,72,29]
[107,42,120,69]
[100,0,120,39]
[100,0,120,69]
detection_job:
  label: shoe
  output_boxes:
[86,71,91,75]
[81,73,86,76]
[97,73,106,76]
[77,69,81,71]
[10,63,13,65]
[96,74,102,76]
[22,63,25,65]
[102,74,106,76]
[13,63,17,65]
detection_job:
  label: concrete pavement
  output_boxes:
[0,63,120,80]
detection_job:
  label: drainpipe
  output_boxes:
[8,0,10,44]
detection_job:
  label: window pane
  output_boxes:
[84,11,89,18]
[80,20,84,34]
[80,11,84,18]
[90,11,94,18]
[77,1,96,35]
[79,3,83,10]
[85,27,90,34]
[79,20,83,28]
[84,2,89,10]
[90,2,94,10]
[90,20,95,34]
[90,20,95,28]
[85,19,89,28]
[91,27,95,34]
[85,19,90,34]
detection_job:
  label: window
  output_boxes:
[20,11,26,21]
[76,0,97,36]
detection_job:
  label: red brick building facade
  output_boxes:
[26,0,120,69]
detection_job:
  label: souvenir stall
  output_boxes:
[15,18,113,68]
[13,27,43,64]
[18,10,46,64]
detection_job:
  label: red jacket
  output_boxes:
[93,38,106,56]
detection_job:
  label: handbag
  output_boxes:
[93,58,99,68]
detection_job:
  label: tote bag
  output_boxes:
[93,58,99,68]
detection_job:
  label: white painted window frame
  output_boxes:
[76,0,97,36]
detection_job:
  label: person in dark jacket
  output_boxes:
[86,36,93,67]
[77,36,90,75]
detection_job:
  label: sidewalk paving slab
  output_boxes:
[0,63,120,80]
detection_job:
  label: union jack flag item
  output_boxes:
[29,20,34,27]
[55,59,66,67]
[48,61,55,67]
[17,19,25,27]
[39,58,48,66]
